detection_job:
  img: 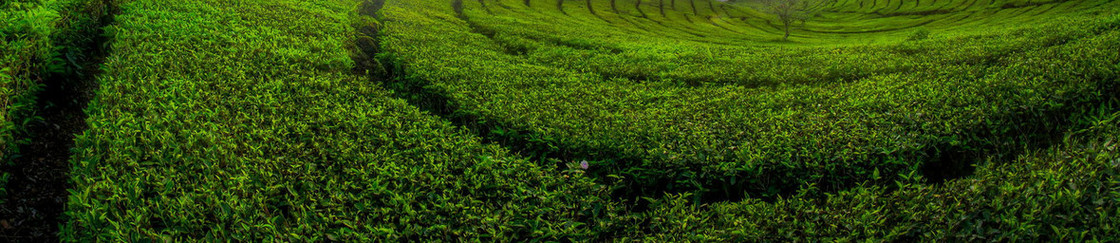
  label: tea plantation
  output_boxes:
[1,0,1118,241]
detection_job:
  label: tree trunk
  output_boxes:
[671,0,676,10]
[525,0,531,7]
[707,0,715,15]
[557,0,566,14]
[611,0,619,13]
[588,0,596,15]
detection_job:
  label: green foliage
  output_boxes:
[906,28,931,41]
[49,0,1120,240]
[379,0,1120,199]
[631,105,1120,241]
[1,0,55,164]
[1,0,114,206]
[60,0,625,241]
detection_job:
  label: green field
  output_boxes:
[0,0,1118,241]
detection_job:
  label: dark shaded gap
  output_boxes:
[453,0,466,17]
[354,0,386,73]
[929,11,977,28]
[645,17,707,39]
[689,0,698,15]
[588,2,616,24]
[363,0,385,14]
[717,3,732,17]
[618,1,682,34]
[557,0,567,15]
[587,0,610,23]
[659,0,665,17]
[635,0,648,18]
[491,0,514,10]
[1027,3,1062,19]
[958,0,981,12]
[477,0,495,15]
[921,146,979,184]
[0,0,118,240]
[603,7,660,34]
[997,2,1058,23]
[452,0,530,55]
[934,0,955,12]
[670,21,715,38]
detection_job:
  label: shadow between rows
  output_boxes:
[0,0,118,241]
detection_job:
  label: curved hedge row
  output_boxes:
[474,0,1104,45]
[631,106,1120,241]
[378,0,1120,199]
[61,0,624,240]
[464,0,1112,88]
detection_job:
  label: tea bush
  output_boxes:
[378,0,1120,199]
[1,0,57,201]
[50,0,1120,240]
[60,0,625,241]
[629,104,1120,241]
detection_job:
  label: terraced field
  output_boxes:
[0,0,1118,241]
[397,0,1119,198]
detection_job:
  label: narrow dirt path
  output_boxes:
[0,1,115,240]
[0,57,99,242]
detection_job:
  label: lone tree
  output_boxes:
[759,0,832,40]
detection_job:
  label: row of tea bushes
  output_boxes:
[473,0,1101,46]
[60,0,624,240]
[633,104,1120,241]
[379,0,1120,199]
[465,0,1109,88]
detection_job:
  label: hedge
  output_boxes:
[61,0,624,241]
[378,0,1120,199]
